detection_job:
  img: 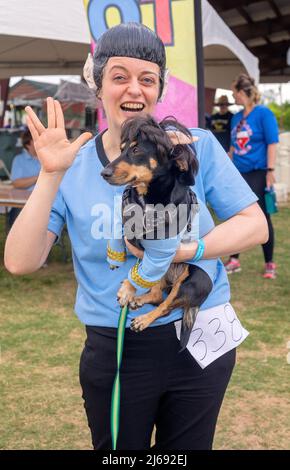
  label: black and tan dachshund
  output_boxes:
[101,115,213,349]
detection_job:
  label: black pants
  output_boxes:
[232,169,274,263]
[8,208,21,229]
[79,323,236,450]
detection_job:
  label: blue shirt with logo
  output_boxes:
[11,149,41,191]
[47,130,257,328]
[231,105,279,173]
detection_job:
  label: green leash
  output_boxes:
[111,305,128,450]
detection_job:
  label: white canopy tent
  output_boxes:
[0,0,90,78]
[202,0,259,88]
[0,0,259,86]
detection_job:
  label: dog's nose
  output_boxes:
[101,167,113,179]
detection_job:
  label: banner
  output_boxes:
[83,0,202,129]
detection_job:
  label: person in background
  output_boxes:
[4,118,12,129]
[210,95,233,152]
[205,112,212,130]
[226,74,279,279]
[9,129,41,227]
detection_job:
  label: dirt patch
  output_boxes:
[215,391,290,449]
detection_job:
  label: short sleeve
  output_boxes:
[47,189,66,240]
[196,131,258,220]
[10,156,23,181]
[261,108,279,145]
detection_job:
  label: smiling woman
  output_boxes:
[99,57,160,136]
[5,22,268,451]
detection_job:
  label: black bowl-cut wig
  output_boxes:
[93,22,166,99]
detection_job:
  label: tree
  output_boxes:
[267,102,290,131]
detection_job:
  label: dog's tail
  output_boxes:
[179,306,199,352]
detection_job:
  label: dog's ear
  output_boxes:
[171,144,198,185]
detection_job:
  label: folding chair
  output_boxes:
[0,159,11,180]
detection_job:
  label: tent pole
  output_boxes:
[194,0,205,128]
[0,79,10,127]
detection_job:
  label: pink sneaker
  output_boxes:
[263,262,277,279]
[224,257,241,274]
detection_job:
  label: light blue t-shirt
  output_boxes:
[11,150,41,191]
[231,105,279,173]
[48,129,258,328]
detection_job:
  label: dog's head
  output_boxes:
[101,115,198,195]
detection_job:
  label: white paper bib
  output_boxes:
[175,303,249,369]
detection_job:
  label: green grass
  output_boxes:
[214,204,290,450]
[0,207,289,450]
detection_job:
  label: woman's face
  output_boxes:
[98,56,160,133]
[232,87,248,106]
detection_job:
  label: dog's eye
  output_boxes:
[132,146,139,154]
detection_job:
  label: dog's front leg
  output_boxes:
[131,266,189,332]
[129,281,164,310]
[117,279,136,307]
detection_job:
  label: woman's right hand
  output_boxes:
[25,97,92,175]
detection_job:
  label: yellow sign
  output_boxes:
[84,0,200,127]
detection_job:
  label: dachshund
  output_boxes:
[101,115,213,350]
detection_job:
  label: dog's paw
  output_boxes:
[117,291,135,307]
[130,314,152,332]
[129,296,145,310]
[117,280,136,307]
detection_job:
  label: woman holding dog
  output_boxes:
[5,23,268,450]
[225,74,279,279]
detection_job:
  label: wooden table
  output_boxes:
[0,182,30,232]
[0,182,69,262]
[0,183,30,208]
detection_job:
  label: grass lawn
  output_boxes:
[0,206,289,450]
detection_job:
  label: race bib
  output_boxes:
[175,303,249,369]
